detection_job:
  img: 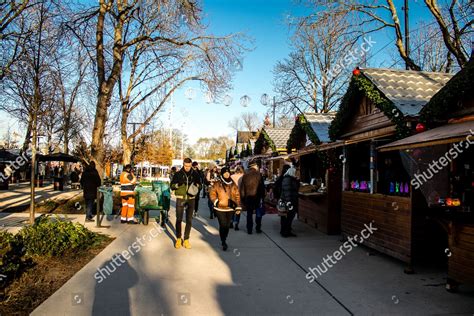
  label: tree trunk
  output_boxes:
[22,115,33,153]
[63,122,69,154]
[90,92,109,178]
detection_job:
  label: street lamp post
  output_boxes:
[260,94,278,127]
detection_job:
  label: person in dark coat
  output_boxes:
[170,158,202,249]
[80,161,102,222]
[273,164,291,202]
[240,161,265,234]
[280,167,300,237]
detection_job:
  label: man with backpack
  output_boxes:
[170,158,201,249]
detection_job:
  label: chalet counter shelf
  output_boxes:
[298,191,326,197]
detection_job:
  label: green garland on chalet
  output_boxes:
[287,115,322,153]
[253,129,277,154]
[287,119,305,153]
[328,75,410,141]
[420,58,474,126]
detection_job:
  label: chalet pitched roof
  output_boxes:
[264,128,292,150]
[236,131,258,144]
[420,58,474,124]
[303,112,337,143]
[361,68,454,117]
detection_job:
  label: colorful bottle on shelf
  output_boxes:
[395,182,400,194]
[404,183,409,195]
[389,182,395,194]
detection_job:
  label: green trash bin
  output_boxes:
[98,186,114,215]
[152,181,170,226]
[135,186,160,225]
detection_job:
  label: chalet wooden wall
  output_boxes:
[448,223,474,285]
[341,191,412,263]
[342,97,395,140]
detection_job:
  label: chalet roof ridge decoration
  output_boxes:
[329,67,453,141]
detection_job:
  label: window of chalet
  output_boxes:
[344,142,370,192]
[377,150,411,196]
[299,153,326,185]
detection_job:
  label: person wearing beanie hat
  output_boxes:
[209,167,242,251]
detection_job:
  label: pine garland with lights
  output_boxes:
[420,58,473,126]
[329,74,410,141]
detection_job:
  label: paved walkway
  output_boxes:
[0,182,81,211]
[2,198,471,315]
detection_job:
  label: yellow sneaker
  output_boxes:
[175,238,182,249]
[183,239,191,249]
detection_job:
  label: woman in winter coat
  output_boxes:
[209,167,242,251]
[280,167,300,237]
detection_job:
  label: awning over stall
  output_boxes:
[378,121,474,152]
[37,152,80,162]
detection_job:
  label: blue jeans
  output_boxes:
[207,197,214,217]
[232,213,240,225]
[85,198,95,219]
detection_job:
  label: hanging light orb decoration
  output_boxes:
[260,93,269,106]
[223,94,233,106]
[204,91,214,104]
[240,95,251,107]
[184,87,196,100]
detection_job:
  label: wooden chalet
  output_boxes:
[286,112,342,234]
[329,67,453,269]
[378,58,474,290]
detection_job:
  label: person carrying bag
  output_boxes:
[209,167,242,251]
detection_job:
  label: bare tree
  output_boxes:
[410,22,454,72]
[424,0,472,68]
[314,0,472,70]
[70,0,246,175]
[51,42,90,154]
[274,11,357,114]
[228,116,243,133]
[241,112,261,131]
[0,0,39,81]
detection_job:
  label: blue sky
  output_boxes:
[1,0,436,147]
[164,0,434,144]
